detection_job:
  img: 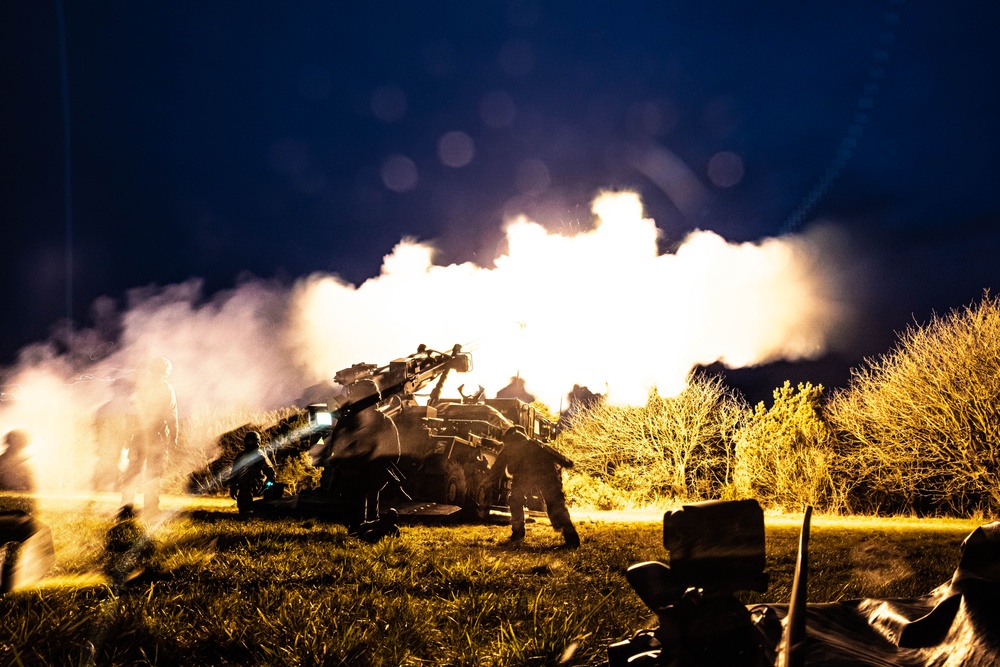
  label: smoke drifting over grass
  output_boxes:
[0,191,852,491]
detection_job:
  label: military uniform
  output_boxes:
[92,379,137,492]
[494,426,580,548]
[121,358,178,515]
[229,432,276,513]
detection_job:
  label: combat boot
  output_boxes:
[562,526,581,549]
[508,527,525,543]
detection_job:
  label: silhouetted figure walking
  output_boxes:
[92,378,137,492]
[121,357,178,516]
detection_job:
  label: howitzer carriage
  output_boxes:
[231,343,564,524]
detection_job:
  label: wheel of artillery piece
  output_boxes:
[460,473,491,521]
[442,462,467,506]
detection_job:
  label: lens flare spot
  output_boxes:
[381,155,419,193]
[707,151,745,188]
[437,131,475,168]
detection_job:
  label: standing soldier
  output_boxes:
[121,357,178,516]
[92,378,136,493]
[493,425,580,548]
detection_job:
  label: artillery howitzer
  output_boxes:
[611,499,1000,666]
[235,343,563,526]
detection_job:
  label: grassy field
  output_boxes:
[0,493,985,666]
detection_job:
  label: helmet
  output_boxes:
[243,431,262,449]
[3,429,30,452]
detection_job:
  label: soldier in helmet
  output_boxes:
[228,431,276,513]
[493,425,580,549]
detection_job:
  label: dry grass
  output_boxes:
[0,494,982,666]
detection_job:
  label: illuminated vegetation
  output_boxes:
[826,293,1000,516]
[559,294,1000,518]
[733,381,841,512]
[559,374,743,508]
[559,378,841,513]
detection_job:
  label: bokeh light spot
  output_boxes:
[437,131,475,168]
[371,85,408,123]
[480,90,517,129]
[381,155,418,192]
[707,151,745,188]
[515,159,550,195]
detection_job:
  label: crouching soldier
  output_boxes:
[228,432,276,513]
[493,425,580,549]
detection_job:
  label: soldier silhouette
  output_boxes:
[492,425,580,548]
[0,430,35,494]
[93,378,137,493]
[121,357,178,516]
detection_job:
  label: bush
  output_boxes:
[557,373,746,507]
[826,293,1000,516]
[733,381,842,512]
[561,471,630,510]
[275,450,322,495]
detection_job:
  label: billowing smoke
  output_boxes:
[290,191,851,406]
[0,191,851,492]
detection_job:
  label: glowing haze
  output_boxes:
[0,191,850,491]
[291,191,849,406]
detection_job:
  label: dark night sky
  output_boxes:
[2,1,999,402]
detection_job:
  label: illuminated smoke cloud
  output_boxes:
[0,279,313,492]
[0,191,851,491]
[290,191,851,407]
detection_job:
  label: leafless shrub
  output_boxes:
[826,293,1000,516]
[557,373,746,507]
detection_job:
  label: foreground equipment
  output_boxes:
[610,499,1000,666]
[252,344,562,526]
[0,511,55,594]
